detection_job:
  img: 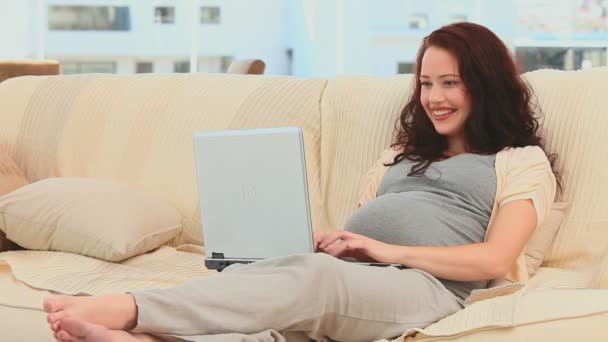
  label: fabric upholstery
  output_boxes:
[0,178,183,262]
[0,69,606,341]
[0,148,29,251]
[397,288,608,341]
[0,74,327,246]
[0,262,54,341]
[524,201,570,277]
[319,75,413,231]
[2,248,607,342]
[0,148,28,196]
[0,246,213,296]
[521,68,608,288]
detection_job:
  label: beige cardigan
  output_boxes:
[354,145,557,284]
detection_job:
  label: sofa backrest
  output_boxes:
[523,68,608,287]
[319,75,412,229]
[0,73,327,246]
[320,68,608,287]
[0,69,606,287]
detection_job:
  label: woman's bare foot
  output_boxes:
[55,317,157,342]
[44,294,138,333]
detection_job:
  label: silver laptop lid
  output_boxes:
[193,127,314,260]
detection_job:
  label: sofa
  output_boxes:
[0,69,607,341]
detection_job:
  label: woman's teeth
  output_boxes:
[433,109,455,117]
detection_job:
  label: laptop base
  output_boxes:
[205,256,407,272]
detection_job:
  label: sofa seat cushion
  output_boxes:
[0,178,183,262]
[0,261,54,341]
[0,245,212,295]
[1,248,606,341]
[0,247,214,341]
[388,288,608,342]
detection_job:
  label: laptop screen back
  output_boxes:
[193,127,314,260]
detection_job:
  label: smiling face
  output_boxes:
[419,46,471,151]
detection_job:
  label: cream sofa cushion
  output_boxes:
[0,177,182,262]
[524,201,569,277]
[319,75,412,230]
[522,68,608,286]
[0,149,28,196]
[0,148,29,251]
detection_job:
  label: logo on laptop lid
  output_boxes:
[242,184,257,200]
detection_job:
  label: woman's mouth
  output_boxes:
[431,109,456,121]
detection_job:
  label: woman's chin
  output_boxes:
[433,127,455,136]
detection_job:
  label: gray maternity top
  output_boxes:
[344,153,497,301]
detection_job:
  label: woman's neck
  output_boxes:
[446,136,468,156]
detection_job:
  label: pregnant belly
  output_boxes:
[343,192,487,247]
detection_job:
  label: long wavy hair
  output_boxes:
[388,22,562,194]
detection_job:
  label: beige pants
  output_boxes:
[130,253,462,342]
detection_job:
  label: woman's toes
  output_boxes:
[60,317,114,342]
[48,311,68,325]
[43,296,60,313]
[61,317,89,338]
[50,320,62,333]
[43,295,69,313]
[56,329,73,341]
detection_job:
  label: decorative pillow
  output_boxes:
[0,149,29,251]
[524,201,570,277]
[0,177,183,262]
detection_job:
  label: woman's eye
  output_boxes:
[421,81,432,87]
[444,80,459,86]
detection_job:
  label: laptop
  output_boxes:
[193,127,403,271]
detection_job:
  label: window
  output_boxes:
[516,47,608,72]
[197,56,233,73]
[154,7,175,24]
[408,14,428,29]
[174,61,190,73]
[397,63,414,74]
[61,62,116,74]
[48,6,131,31]
[136,62,154,73]
[201,6,221,24]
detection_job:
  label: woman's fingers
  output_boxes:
[313,230,327,251]
[319,230,354,250]
[323,240,348,257]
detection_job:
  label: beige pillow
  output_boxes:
[0,177,183,262]
[0,149,29,251]
[524,201,570,278]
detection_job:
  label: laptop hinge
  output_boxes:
[211,252,225,259]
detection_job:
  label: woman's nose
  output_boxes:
[429,88,445,103]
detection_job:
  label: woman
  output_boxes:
[43,22,559,342]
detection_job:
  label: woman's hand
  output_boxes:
[315,230,403,264]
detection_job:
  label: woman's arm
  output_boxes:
[319,199,537,282]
